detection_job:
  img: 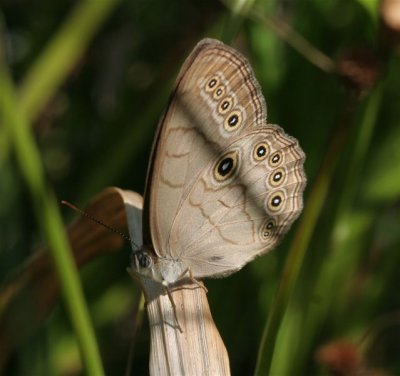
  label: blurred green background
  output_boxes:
[1,0,400,375]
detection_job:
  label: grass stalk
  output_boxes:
[0,59,104,376]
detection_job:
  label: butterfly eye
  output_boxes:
[213,85,225,100]
[253,142,269,161]
[269,167,286,187]
[266,191,285,213]
[205,76,219,92]
[214,151,239,182]
[224,110,242,131]
[260,219,276,240]
[135,251,152,269]
[219,97,233,114]
[269,151,283,167]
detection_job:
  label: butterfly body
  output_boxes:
[132,38,306,289]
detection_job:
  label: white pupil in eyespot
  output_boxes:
[271,195,281,207]
[257,146,266,157]
[228,114,238,126]
[273,172,282,181]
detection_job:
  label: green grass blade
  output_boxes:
[0,59,104,376]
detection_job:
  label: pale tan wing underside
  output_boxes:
[149,39,266,256]
[148,38,306,277]
[172,127,305,278]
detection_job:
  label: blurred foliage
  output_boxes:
[1,0,400,375]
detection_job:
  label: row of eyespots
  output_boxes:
[265,145,286,213]
[213,143,285,179]
[253,142,284,169]
[255,140,286,238]
[212,140,287,238]
[260,194,287,239]
[205,76,242,132]
[213,142,286,187]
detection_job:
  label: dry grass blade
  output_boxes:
[127,274,230,375]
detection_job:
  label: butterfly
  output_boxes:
[129,38,306,311]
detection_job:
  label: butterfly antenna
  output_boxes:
[61,200,138,248]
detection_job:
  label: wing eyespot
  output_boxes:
[253,142,269,161]
[205,76,219,92]
[213,85,225,100]
[260,219,277,240]
[213,151,239,182]
[218,97,233,114]
[266,190,285,213]
[268,151,283,167]
[224,110,242,131]
[268,167,286,187]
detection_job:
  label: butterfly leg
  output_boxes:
[179,268,208,293]
[163,282,183,333]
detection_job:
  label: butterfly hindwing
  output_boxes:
[171,128,305,277]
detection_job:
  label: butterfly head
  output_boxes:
[131,248,186,286]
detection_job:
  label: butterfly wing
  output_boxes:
[172,126,305,277]
[144,39,266,254]
[144,38,306,277]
